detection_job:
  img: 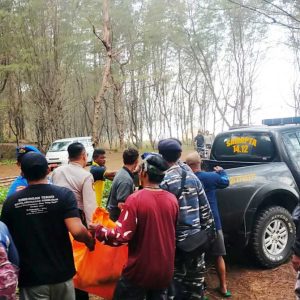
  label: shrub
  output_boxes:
[102,180,112,207]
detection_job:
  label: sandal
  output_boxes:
[215,288,232,298]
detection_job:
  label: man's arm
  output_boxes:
[65,217,95,251]
[82,175,97,226]
[213,167,230,189]
[104,171,116,181]
[7,177,28,197]
[7,232,19,266]
[90,199,137,247]
[62,188,95,250]
[193,136,198,148]
[50,168,56,182]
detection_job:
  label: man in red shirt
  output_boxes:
[90,154,178,300]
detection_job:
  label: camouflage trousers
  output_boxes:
[170,249,205,300]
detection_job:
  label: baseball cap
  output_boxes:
[142,153,169,175]
[141,152,159,160]
[16,145,41,163]
[21,152,48,180]
[157,138,182,152]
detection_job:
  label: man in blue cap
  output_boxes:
[2,152,95,300]
[159,138,215,300]
[7,145,41,197]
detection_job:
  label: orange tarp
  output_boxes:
[72,208,128,300]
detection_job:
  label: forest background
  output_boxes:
[1,0,300,151]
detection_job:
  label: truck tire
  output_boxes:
[251,206,296,268]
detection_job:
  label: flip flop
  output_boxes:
[215,288,232,298]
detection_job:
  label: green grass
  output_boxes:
[0,187,8,204]
[0,159,16,165]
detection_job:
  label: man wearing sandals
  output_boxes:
[186,152,231,298]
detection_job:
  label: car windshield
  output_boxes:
[48,141,72,152]
[212,132,276,162]
[78,139,92,147]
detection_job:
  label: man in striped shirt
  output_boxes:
[159,138,215,300]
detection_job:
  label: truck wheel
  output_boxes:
[251,206,296,268]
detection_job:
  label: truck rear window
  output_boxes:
[212,132,275,162]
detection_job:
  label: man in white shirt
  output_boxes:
[51,142,97,300]
[51,142,97,226]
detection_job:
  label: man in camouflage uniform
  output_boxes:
[159,138,215,300]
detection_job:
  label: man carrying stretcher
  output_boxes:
[90,153,178,300]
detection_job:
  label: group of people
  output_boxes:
[0,138,232,300]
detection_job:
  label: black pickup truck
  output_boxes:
[203,124,300,267]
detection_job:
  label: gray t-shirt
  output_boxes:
[107,167,135,220]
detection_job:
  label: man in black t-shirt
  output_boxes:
[194,130,205,149]
[1,152,95,300]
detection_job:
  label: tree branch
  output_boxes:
[227,0,300,30]
[92,25,110,51]
[262,0,300,24]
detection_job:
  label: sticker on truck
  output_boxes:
[230,173,256,185]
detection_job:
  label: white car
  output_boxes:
[46,136,94,166]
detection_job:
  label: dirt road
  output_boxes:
[1,150,297,299]
[205,253,295,299]
[89,259,296,300]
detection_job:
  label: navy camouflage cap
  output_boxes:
[158,138,182,152]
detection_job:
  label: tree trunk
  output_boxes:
[92,0,112,148]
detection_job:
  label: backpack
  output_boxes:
[0,245,18,300]
[176,168,215,253]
